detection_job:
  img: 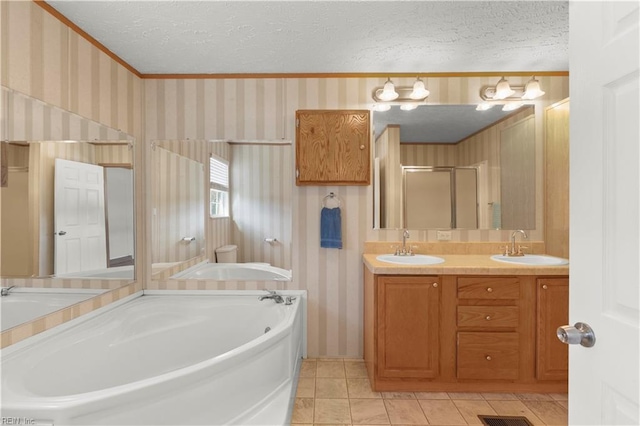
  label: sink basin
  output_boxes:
[490,254,569,266]
[376,254,445,265]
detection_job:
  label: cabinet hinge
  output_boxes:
[296,118,299,128]
[296,169,300,178]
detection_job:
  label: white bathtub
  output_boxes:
[1,290,306,425]
[171,261,292,281]
[55,265,134,279]
[1,289,102,331]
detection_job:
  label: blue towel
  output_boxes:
[320,207,343,249]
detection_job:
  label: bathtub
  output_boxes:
[1,289,103,331]
[1,290,306,425]
[171,261,292,281]
[55,265,134,279]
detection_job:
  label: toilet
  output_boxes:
[215,245,237,263]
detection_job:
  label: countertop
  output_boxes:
[363,253,569,276]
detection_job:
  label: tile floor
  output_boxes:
[292,358,568,426]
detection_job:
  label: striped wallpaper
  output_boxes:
[151,145,205,264]
[231,143,292,270]
[0,1,143,140]
[145,75,569,357]
[152,140,232,267]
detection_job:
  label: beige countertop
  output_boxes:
[363,253,569,276]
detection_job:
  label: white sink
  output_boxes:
[376,254,445,265]
[490,254,569,266]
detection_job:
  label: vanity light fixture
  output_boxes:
[378,78,399,101]
[522,76,546,100]
[409,78,430,99]
[493,77,515,100]
[372,77,430,108]
[477,76,545,111]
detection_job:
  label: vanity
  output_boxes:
[363,251,569,393]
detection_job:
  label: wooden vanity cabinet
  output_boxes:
[536,278,569,381]
[376,276,441,380]
[364,268,568,393]
[455,276,533,381]
[295,110,370,186]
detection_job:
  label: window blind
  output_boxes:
[210,156,229,191]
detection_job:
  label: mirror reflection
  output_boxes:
[150,141,292,281]
[1,140,135,279]
[373,104,535,230]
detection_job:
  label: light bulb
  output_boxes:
[378,78,399,101]
[409,78,430,100]
[373,103,391,112]
[522,77,545,100]
[493,77,515,100]
[476,103,494,111]
[400,103,418,111]
[502,102,524,111]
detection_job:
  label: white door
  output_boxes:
[54,158,107,274]
[569,2,639,425]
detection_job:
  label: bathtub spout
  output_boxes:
[1,286,16,296]
[258,289,284,304]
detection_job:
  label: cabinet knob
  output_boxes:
[542,284,548,290]
[486,355,492,361]
[485,315,491,321]
[432,283,438,288]
[360,144,365,150]
[486,287,493,293]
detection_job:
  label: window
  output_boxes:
[209,155,229,218]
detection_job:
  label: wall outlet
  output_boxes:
[436,230,452,241]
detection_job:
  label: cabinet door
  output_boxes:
[296,110,370,185]
[536,278,569,380]
[377,276,440,379]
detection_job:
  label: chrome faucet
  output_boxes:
[395,229,413,256]
[509,230,528,256]
[1,286,16,296]
[258,289,284,304]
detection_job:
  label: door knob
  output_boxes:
[57,231,67,236]
[557,322,596,347]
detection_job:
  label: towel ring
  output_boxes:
[322,192,341,208]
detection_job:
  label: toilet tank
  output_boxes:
[215,245,237,263]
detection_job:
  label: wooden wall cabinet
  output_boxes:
[364,268,568,393]
[295,110,370,186]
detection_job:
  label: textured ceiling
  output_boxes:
[45,1,565,143]
[47,1,569,75]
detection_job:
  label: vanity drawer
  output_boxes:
[457,332,520,380]
[457,277,520,300]
[457,306,519,328]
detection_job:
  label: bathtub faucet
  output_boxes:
[1,286,16,296]
[259,289,284,304]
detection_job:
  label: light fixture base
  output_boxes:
[372,86,429,103]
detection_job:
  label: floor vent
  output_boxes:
[478,415,534,426]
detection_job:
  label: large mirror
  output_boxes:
[1,88,136,333]
[150,140,292,281]
[373,104,535,230]
[1,140,135,279]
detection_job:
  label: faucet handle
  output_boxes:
[517,245,529,255]
[263,289,276,295]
